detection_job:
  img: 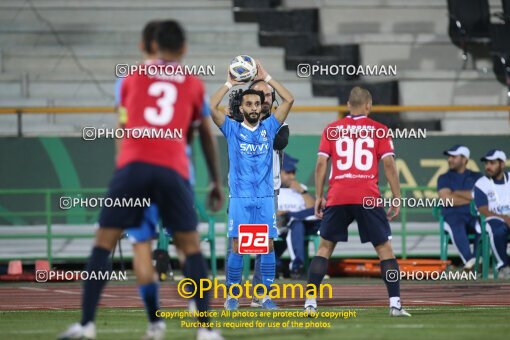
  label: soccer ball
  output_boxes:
[229,55,257,82]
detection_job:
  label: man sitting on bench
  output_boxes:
[275,153,320,279]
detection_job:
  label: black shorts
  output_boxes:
[98,162,197,233]
[320,205,392,246]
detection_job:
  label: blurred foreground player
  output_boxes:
[59,20,223,340]
[303,87,411,317]
[210,60,294,310]
[116,20,223,281]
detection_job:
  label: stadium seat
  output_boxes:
[156,200,217,279]
[233,0,280,8]
[489,23,510,90]
[471,202,510,279]
[494,0,510,23]
[447,0,491,69]
[433,205,484,277]
[312,80,404,130]
[35,260,50,272]
[7,260,22,275]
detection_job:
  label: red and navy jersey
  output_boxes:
[318,114,395,206]
[117,60,203,180]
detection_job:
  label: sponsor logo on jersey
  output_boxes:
[240,143,269,154]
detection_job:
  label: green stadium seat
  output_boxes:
[473,204,510,279]
[433,202,489,279]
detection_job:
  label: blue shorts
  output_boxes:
[98,162,197,233]
[320,205,392,246]
[228,196,278,238]
[125,204,159,243]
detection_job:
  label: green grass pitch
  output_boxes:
[1,306,509,340]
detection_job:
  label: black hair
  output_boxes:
[241,89,264,105]
[249,79,276,103]
[141,20,161,54]
[156,20,186,53]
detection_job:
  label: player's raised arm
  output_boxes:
[382,155,401,221]
[314,154,329,219]
[210,71,243,127]
[254,60,294,124]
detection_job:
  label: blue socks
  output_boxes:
[260,251,276,291]
[226,252,243,296]
[139,282,160,323]
[81,246,111,326]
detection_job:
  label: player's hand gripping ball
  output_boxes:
[229,55,258,82]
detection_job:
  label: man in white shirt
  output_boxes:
[473,149,510,278]
[276,153,319,278]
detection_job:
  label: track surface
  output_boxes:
[2,281,509,310]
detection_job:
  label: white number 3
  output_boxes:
[144,82,177,126]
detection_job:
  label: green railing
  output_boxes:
[0,186,442,266]
[0,188,227,267]
[397,186,440,259]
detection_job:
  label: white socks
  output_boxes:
[305,298,317,308]
[390,297,401,309]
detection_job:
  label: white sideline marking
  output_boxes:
[53,290,80,295]
[19,287,48,291]
[410,300,455,304]
[102,294,118,298]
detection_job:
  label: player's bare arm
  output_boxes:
[382,155,401,221]
[438,188,471,205]
[210,71,244,127]
[314,154,329,218]
[254,60,294,124]
[198,116,224,211]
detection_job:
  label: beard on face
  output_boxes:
[244,111,260,124]
[449,161,461,171]
[261,103,271,114]
[259,104,271,120]
[487,164,503,179]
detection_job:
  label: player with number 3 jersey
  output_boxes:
[59,20,222,340]
[117,59,204,180]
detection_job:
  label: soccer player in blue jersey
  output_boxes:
[210,60,294,310]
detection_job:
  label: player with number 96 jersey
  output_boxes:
[318,114,394,206]
[304,87,410,319]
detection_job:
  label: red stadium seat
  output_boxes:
[35,260,50,272]
[7,260,22,275]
